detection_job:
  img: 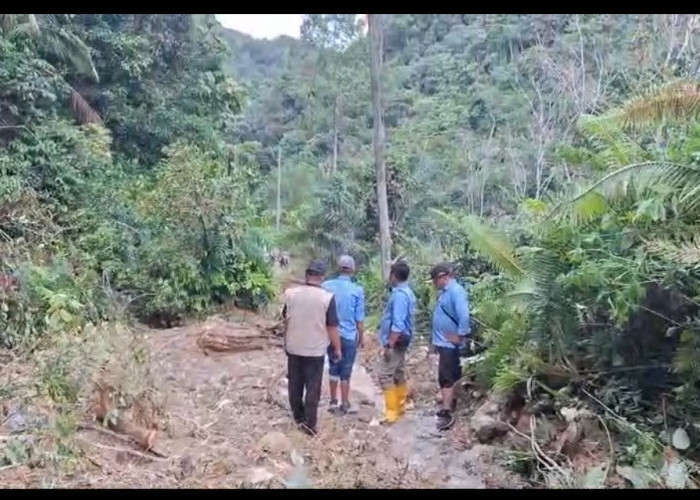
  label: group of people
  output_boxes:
[281,255,471,437]
[268,249,290,269]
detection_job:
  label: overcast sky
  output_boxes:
[216,14,304,39]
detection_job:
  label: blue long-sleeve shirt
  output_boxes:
[379,283,416,348]
[431,278,471,349]
[322,275,365,342]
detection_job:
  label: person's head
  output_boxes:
[305,260,327,285]
[429,263,453,290]
[337,254,356,276]
[389,261,410,287]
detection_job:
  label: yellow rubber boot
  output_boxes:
[382,386,400,424]
[396,384,407,415]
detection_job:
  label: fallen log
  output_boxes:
[197,331,283,354]
[195,320,284,355]
[91,383,167,458]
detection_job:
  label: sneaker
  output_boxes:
[339,402,357,415]
[436,409,455,431]
[328,399,340,413]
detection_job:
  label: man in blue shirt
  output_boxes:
[377,261,416,424]
[322,255,366,414]
[429,262,470,431]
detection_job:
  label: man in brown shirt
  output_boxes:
[282,260,341,436]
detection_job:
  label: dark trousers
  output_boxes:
[287,353,325,431]
[437,346,462,389]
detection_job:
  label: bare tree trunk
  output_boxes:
[368,14,391,281]
[332,95,339,175]
[276,144,282,233]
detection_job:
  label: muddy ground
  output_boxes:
[0,305,525,489]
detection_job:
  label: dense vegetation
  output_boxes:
[0,14,274,348]
[5,13,700,487]
[227,14,700,486]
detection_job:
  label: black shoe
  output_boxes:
[436,409,455,431]
[298,422,317,437]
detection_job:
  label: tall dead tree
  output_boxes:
[368,14,391,281]
[276,144,282,233]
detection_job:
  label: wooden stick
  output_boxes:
[76,436,169,463]
[78,423,168,458]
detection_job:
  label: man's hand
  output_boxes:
[388,331,401,348]
[426,344,437,359]
[358,333,365,349]
[383,346,391,361]
[446,333,462,345]
[328,326,342,362]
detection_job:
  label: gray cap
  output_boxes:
[338,254,356,271]
[306,260,327,276]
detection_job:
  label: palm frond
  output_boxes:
[646,237,700,269]
[0,14,40,40]
[1,14,102,125]
[42,26,99,82]
[26,14,99,82]
[0,14,16,34]
[431,209,524,278]
[549,161,700,222]
[600,79,700,131]
[558,191,608,226]
[504,279,540,311]
[577,114,647,170]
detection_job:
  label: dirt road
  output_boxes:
[1,310,518,488]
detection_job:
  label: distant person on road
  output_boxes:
[377,261,416,425]
[279,251,290,270]
[322,255,366,414]
[282,260,342,436]
[429,263,471,431]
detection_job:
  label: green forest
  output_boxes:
[4,13,700,487]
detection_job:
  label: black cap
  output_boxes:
[306,260,327,276]
[429,263,452,280]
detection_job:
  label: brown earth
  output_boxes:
[0,303,526,489]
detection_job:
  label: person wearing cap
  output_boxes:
[321,255,366,414]
[282,260,342,436]
[377,260,416,424]
[429,262,470,431]
[322,255,365,413]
